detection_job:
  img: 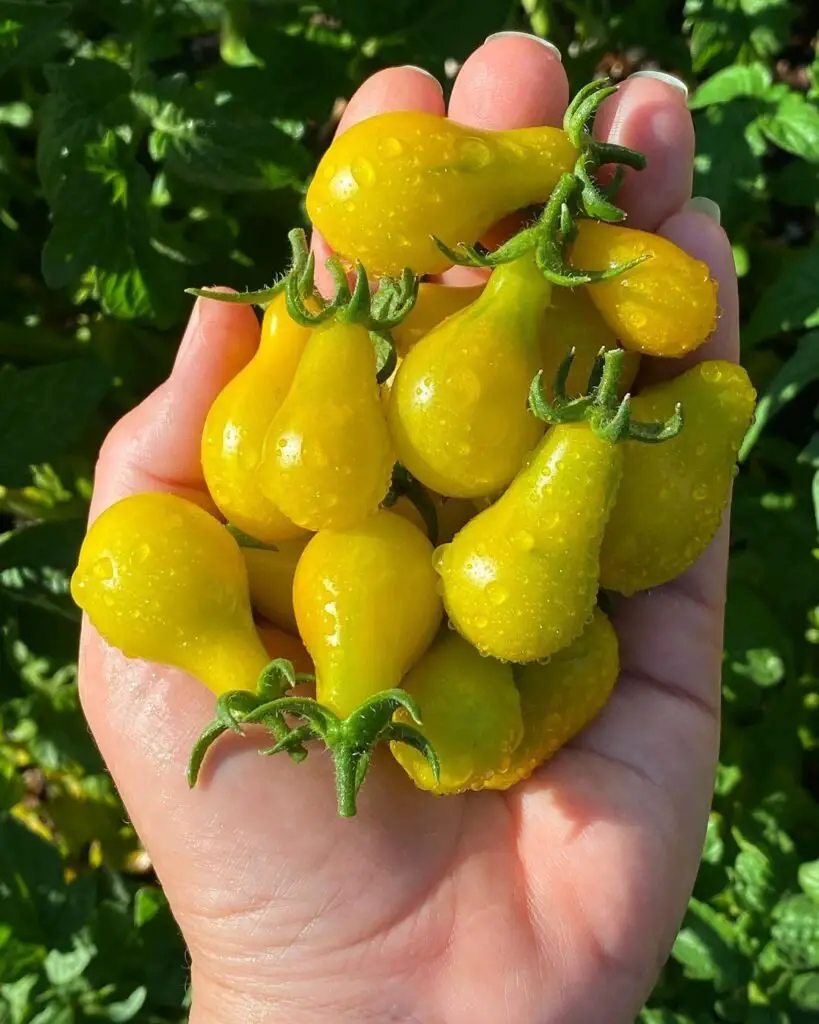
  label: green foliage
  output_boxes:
[0,0,817,1019]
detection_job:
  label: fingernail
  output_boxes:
[484,31,562,62]
[684,196,721,226]
[629,69,688,98]
[398,66,444,93]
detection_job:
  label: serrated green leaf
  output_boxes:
[693,102,766,234]
[731,836,776,914]
[799,860,819,902]
[703,814,725,865]
[0,1,70,77]
[791,972,819,1010]
[104,986,147,1022]
[672,898,748,990]
[133,887,165,928]
[772,895,819,969]
[41,134,183,323]
[143,75,309,192]
[44,936,95,987]
[745,249,819,346]
[689,63,773,108]
[0,973,37,1024]
[0,359,110,487]
[37,59,135,203]
[740,332,819,454]
[760,93,819,164]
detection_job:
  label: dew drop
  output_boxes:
[344,200,356,213]
[432,544,447,573]
[700,363,723,383]
[475,616,489,630]
[135,542,151,564]
[486,581,509,607]
[693,483,709,501]
[322,162,336,181]
[378,136,403,158]
[511,529,535,552]
[351,156,376,187]
[93,557,114,581]
[458,137,492,170]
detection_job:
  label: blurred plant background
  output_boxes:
[0,0,818,1020]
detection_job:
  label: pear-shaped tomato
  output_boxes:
[71,493,268,695]
[307,111,577,276]
[391,631,523,795]
[388,253,550,499]
[481,609,619,790]
[600,361,755,594]
[572,221,718,358]
[241,537,308,633]
[257,622,313,677]
[293,510,442,716]
[392,282,484,357]
[437,422,623,662]
[258,321,393,531]
[540,285,639,398]
[201,292,309,543]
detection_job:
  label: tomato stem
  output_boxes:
[255,688,439,818]
[529,349,685,445]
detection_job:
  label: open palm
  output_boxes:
[78,35,737,1024]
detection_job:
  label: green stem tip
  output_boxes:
[529,348,684,444]
[187,658,312,787]
[432,76,651,289]
[257,689,440,818]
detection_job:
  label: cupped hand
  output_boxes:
[78,35,736,1024]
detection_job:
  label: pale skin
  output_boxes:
[78,35,738,1024]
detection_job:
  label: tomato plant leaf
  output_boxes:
[740,332,819,456]
[745,250,819,346]
[0,1,70,78]
[759,92,819,164]
[0,359,110,487]
[689,62,774,108]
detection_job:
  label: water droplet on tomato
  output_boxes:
[378,136,403,158]
[432,544,447,573]
[93,557,114,581]
[700,364,723,383]
[511,530,535,552]
[351,156,376,187]
[486,582,509,606]
[458,138,492,170]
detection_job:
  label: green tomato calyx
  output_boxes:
[431,78,651,288]
[382,464,440,545]
[257,689,440,818]
[529,348,684,445]
[187,658,313,786]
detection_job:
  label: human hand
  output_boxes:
[78,34,736,1024]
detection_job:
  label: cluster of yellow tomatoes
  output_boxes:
[72,79,755,816]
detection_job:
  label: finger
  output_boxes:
[574,203,738,811]
[444,32,568,286]
[89,294,260,520]
[312,65,446,293]
[638,203,738,386]
[337,65,445,132]
[448,32,567,129]
[594,71,694,231]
